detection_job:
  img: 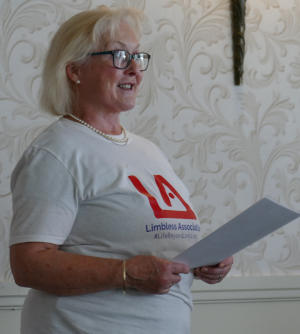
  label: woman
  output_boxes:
[9,6,233,334]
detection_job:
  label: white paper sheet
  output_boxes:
[173,198,300,268]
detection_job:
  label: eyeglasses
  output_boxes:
[89,50,151,71]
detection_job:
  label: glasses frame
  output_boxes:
[89,50,151,71]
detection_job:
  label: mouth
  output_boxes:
[118,83,134,90]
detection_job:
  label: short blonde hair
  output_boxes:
[40,6,144,116]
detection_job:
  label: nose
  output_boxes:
[125,57,140,75]
[123,57,144,86]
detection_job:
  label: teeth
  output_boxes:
[119,84,132,89]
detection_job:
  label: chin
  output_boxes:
[119,101,137,112]
[120,106,135,113]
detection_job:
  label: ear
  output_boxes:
[66,63,81,84]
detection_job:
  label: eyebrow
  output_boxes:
[112,41,140,51]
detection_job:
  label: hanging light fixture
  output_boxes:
[231,0,247,85]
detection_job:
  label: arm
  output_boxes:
[193,256,233,284]
[10,242,190,296]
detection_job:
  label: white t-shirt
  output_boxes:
[10,118,202,334]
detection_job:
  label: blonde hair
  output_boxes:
[40,6,144,116]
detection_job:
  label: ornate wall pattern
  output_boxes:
[0,0,300,282]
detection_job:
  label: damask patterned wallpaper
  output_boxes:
[0,0,300,282]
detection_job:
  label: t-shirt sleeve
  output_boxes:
[9,146,79,246]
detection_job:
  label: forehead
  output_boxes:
[105,22,140,50]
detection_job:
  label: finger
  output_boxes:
[194,270,224,283]
[200,276,222,285]
[158,287,170,294]
[201,269,228,279]
[155,276,179,294]
[171,262,190,274]
[200,265,230,275]
[218,256,234,267]
[169,274,182,286]
[198,273,222,282]
[198,266,229,279]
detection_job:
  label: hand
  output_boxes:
[193,256,233,284]
[125,255,190,294]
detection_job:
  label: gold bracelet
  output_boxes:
[122,260,127,294]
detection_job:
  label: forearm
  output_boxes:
[11,245,123,296]
[11,243,191,297]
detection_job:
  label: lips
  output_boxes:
[118,83,135,90]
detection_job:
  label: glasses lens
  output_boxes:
[112,51,150,70]
[113,50,130,69]
[134,53,149,71]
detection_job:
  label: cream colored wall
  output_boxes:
[0,0,299,296]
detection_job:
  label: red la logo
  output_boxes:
[128,175,197,220]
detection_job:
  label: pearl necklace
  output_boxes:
[66,113,129,145]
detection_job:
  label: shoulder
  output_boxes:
[22,117,101,168]
[30,118,82,154]
[11,119,82,188]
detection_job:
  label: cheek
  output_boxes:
[107,73,122,90]
[98,76,117,94]
[93,67,119,86]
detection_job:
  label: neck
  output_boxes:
[70,106,122,135]
[65,113,129,145]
